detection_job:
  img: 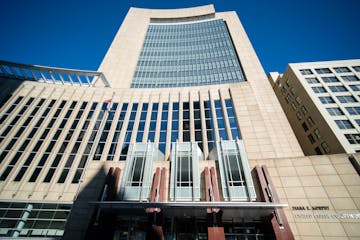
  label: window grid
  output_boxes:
[93,103,118,160]
[147,103,158,143]
[0,97,34,144]
[71,102,99,183]
[43,101,78,183]
[13,99,55,182]
[57,102,89,183]
[204,101,215,151]
[106,103,128,161]
[28,100,67,183]
[131,19,246,88]
[0,96,24,125]
[214,100,228,140]
[182,102,190,142]
[159,103,168,154]
[120,103,138,160]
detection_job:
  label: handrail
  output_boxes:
[0,60,110,88]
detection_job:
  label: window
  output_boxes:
[295,96,302,104]
[305,77,319,84]
[352,66,360,72]
[120,143,156,201]
[170,142,200,201]
[341,75,359,82]
[302,122,309,132]
[300,69,313,75]
[312,87,326,93]
[337,95,357,103]
[291,102,297,110]
[285,79,290,87]
[107,103,128,161]
[182,102,190,141]
[307,117,315,127]
[329,86,347,92]
[308,134,316,144]
[148,103,158,142]
[204,101,216,151]
[216,140,256,201]
[319,96,335,104]
[159,103,169,154]
[315,68,331,74]
[334,67,350,73]
[326,107,344,116]
[314,147,322,155]
[321,142,330,153]
[301,106,308,115]
[321,76,339,83]
[171,102,179,142]
[281,86,286,96]
[214,100,228,140]
[335,120,354,129]
[285,94,291,103]
[345,134,360,144]
[314,128,321,139]
[296,112,302,120]
[345,107,360,115]
[349,85,360,91]
[120,103,139,160]
[225,99,241,140]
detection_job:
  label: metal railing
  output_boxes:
[0,60,110,87]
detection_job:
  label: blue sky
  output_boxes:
[0,0,359,74]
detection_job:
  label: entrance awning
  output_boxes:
[89,201,287,220]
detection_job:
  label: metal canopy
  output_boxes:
[89,201,287,220]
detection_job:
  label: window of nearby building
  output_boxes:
[326,107,344,116]
[296,112,302,120]
[315,68,332,74]
[308,134,316,144]
[302,122,309,132]
[341,75,359,82]
[345,107,360,115]
[295,96,302,104]
[335,120,355,129]
[334,67,351,73]
[314,147,322,155]
[321,76,339,83]
[329,86,348,92]
[285,94,292,103]
[281,86,286,96]
[285,79,290,87]
[312,87,326,93]
[349,85,360,91]
[300,69,313,75]
[305,77,319,84]
[307,117,315,127]
[319,96,335,104]
[345,134,360,144]
[291,102,297,110]
[321,142,330,153]
[301,106,308,115]
[314,128,321,139]
[355,119,360,126]
[352,66,360,72]
[337,95,358,103]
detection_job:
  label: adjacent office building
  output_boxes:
[269,60,360,155]
[0,5,359,240]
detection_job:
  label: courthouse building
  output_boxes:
[0,5,359,240]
